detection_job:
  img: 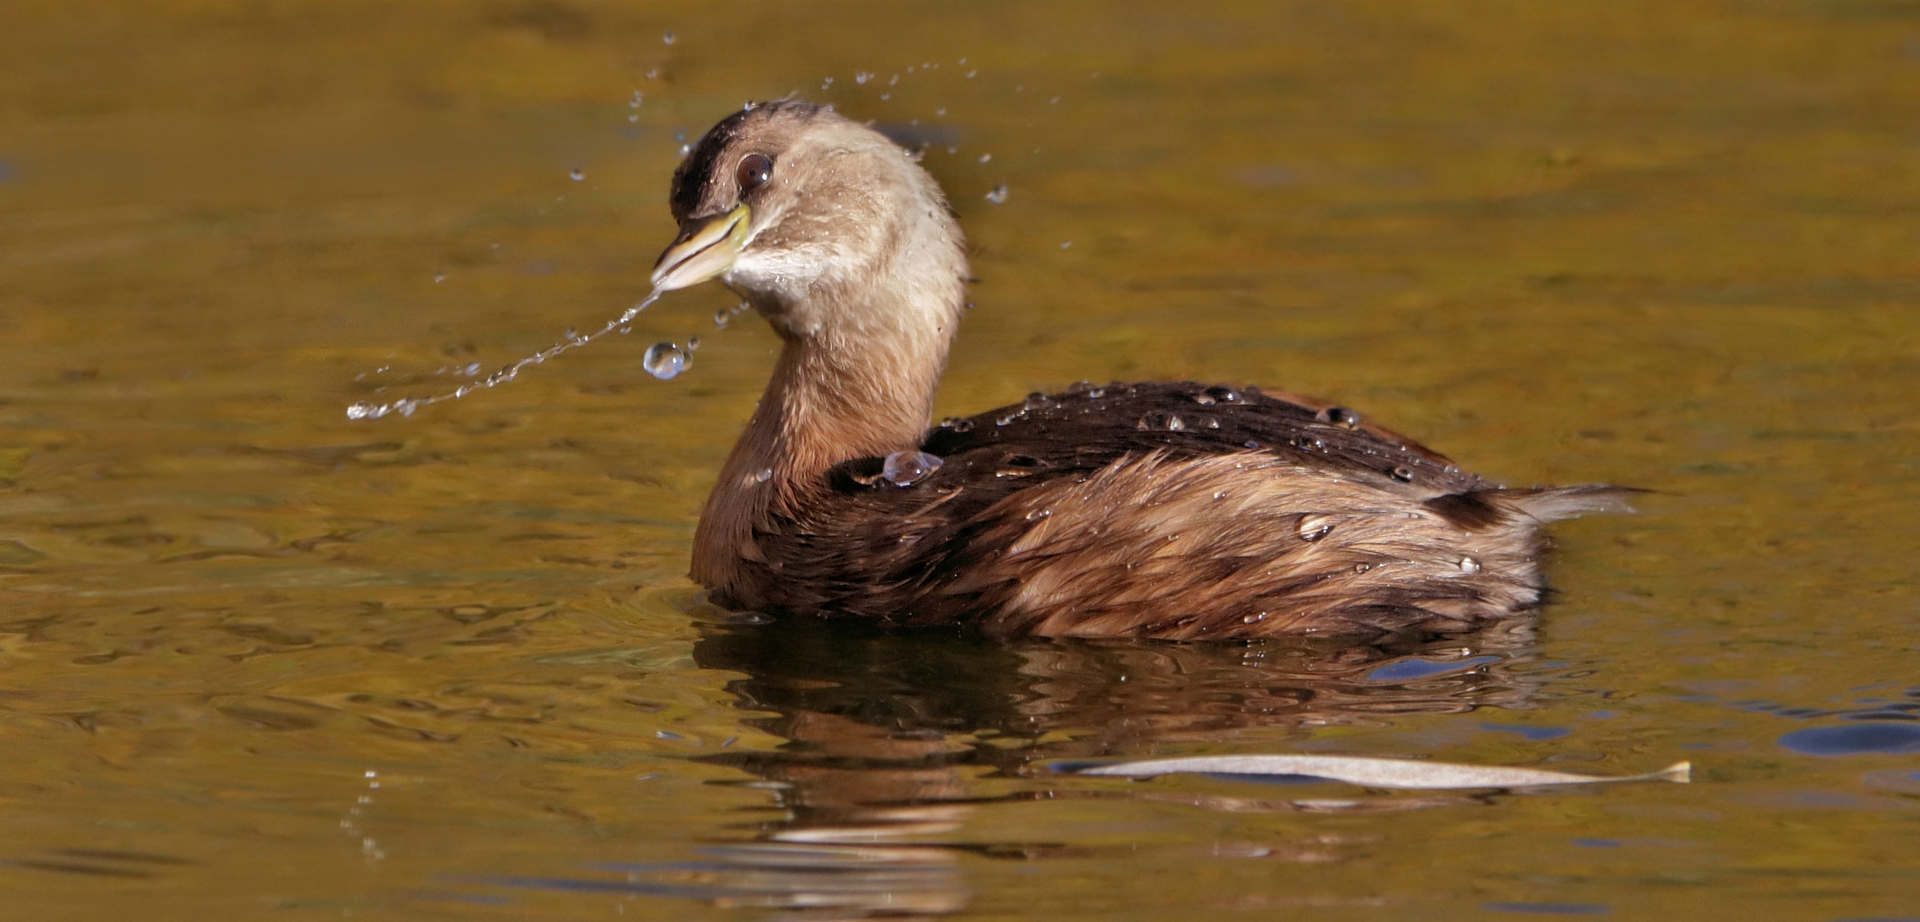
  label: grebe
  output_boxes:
[650,100,1625,640]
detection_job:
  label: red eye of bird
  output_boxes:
[736,153,773,193]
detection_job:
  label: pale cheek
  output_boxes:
[728,246,839,299]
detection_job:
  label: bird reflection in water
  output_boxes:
[577,617,1544,919]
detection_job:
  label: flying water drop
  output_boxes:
[346,290,666,420]
[643,342,690,380]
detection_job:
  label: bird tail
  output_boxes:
[1498,484,1646,523]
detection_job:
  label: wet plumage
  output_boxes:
[648,100,1627,640]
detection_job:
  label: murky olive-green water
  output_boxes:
[5,2,1920,918]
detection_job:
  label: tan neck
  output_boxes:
[690,291,952,594]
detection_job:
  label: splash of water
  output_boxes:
[346,289,665,421]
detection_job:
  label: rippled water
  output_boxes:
[4,2,1919,918]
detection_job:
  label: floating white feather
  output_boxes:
[1070,755,1691,789]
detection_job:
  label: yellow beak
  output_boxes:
[650,203,751,292]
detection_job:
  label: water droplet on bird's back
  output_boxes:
[1298,514,1334,542]
[882,450,943,487]
[1317,406,1361,428]
[1137,411,1184,431]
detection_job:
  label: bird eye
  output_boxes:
[735,153,773,193]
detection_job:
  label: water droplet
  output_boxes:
[882,450,943,487]
[888,74,899,86]
[662,31,676,44]
[1317,406,1361,428]
[686,337,701,352]
[935,107,946,116]
[879,93,890,101]
[1212,491,1228,500]
[966,69,978,78]
[433,273,446,283]
[1206,385,1242,403]
[1242,611,1267,624]
[630,91,643,108]
[712,309,730,328]
[643,342,689,380]
[1086,387,1106,399]
[1389,466,1414,483]
[754,467,773,483]
[1025,508,1052,521]
[1298,514,1334,542]
[985,184,1009,204]
[939,416,975,432]
[1353,562,1373,573]
[678,144,692,156]
[618,325,631,334]
[346,402,379,420]
[1459,556,1482,575]
[1290,435,1326,451]
[821,76,834,88]
[1023,392,1052,410]
[995,411,1023,426]
[1060,240,1072,249]
[855,71,873,85]
[1244,440,1261,449]
[1137,411,1184,431]
[1192,393,1216,406]
[979,153,992,164]
[568,168,584,182]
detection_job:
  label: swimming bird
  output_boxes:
[649,99,1625,640]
